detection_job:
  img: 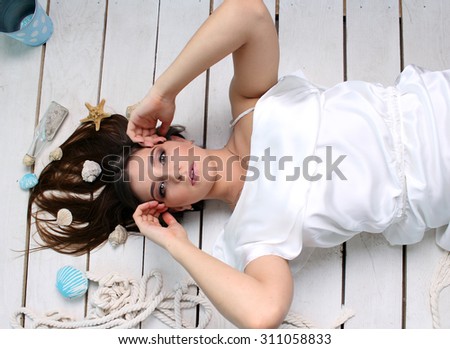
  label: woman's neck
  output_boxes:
[203,147,246,208]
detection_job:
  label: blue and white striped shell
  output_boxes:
[56,266,89,299]
[19,173,38,190]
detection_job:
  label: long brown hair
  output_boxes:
[29,114,186,255]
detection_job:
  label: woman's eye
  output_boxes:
[159,182,166,198]
[159,151,166,165]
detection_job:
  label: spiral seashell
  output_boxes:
[108,225,128,247]
[19,173,38,190]
[81,160,102,182]
[22,154,35,166]
[56,208,73,227]
[49,147,63,162]
[56,265,89,299]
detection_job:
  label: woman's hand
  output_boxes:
[127,89,175,145]
[132,201,190,252]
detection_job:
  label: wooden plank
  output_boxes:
[402,0,450,70]
[278,0,344,87]
[24,0,107,327]
[141,0,210,329]
[346,0,400,85]
[200,0,277,329]
[345,234,403,328]
[401,0,450,329]
[0,0,46,327]
[99,0,159,114]
[406,232,448,328]
[289,247,343,328]
[152,0,209,145]
[344,0,403,329]
[87,0,159,326]
[278,0,344,328]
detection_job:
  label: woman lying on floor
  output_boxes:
[31,0,450,328]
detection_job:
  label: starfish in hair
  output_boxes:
[80,99,111,131]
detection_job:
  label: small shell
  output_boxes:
[81,160,102,182]
[56,208,73,227]
[56,265,89,299]
[23,154,35,166]
[126,103,139,119]
[19,173,38,190]
[49,147,63,162]
[108,225,128,247]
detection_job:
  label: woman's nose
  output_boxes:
[164,165,184,182]
[172,166,185,182]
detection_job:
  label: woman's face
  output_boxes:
[127,139,216,209]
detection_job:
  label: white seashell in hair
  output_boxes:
[108,225,128,247]
[57,208,73,227]
[56,265,89,299]
[81,160,102,182]
[49,147,63,162]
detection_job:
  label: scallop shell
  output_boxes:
[49,147,63,162]
[56,208,73,227]
[81,160,102,182]
[19,173,38,190]
[108,225,128,247]
[23,154,35,166]
[56,265,89,299]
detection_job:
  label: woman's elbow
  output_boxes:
[240,304,287,329]
[226,0,271,24]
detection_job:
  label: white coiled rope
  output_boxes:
[11,270,212,329]
[11,269,355,329]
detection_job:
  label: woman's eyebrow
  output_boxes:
[148,147,157,201]
[150,182,156,201]
[149,146,156,167]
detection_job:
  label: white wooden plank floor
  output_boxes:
[1,0,450,329]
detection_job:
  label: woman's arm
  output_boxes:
[175,242,293,329]
[127,0,279,142]
[155,0,279,113]
[133,201,293,329]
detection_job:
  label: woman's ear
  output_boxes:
[170,205,193,212]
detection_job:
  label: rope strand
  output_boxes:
[430,251,450,329]
[11,269,355,329]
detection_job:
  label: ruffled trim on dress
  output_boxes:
[381,86,407,223]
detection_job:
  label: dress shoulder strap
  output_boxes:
[229,107,255,128]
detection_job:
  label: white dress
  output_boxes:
[212,65,450,272]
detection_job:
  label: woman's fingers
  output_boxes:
[161,211,177,226]
[133,201,168,222]
[127,110,157,143]
[134,201,157,221]
[130,125,165,146]
[158,121,171,137]
[140,135,166,147]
